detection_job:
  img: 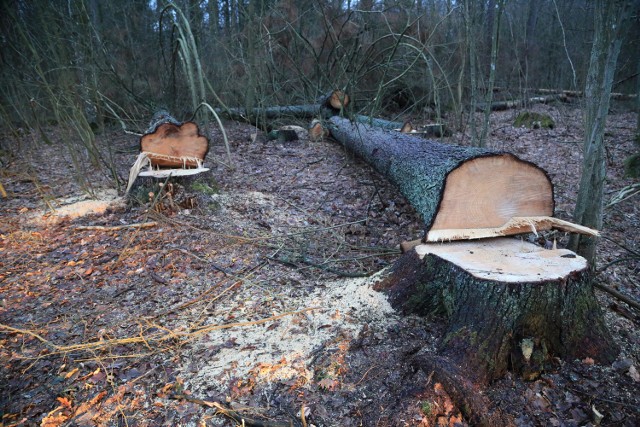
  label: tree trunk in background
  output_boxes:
[522,0,538,99]
[637,56,640,136]
[464,0,479,146]
[478,0,504,147]
[568,0,631,265]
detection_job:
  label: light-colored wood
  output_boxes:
[414,237,587,283]
[426,216,598,242]
[308,120,327,141]
[400,121,413,133]
[328,90,349,110]
[140,122,208,167]
[429,155,553,232]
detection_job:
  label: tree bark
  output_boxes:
[328,116,555,240]
[217,90,349,125]
[476,93,569,111]
[568,0,632,264]
[376,239,619,383]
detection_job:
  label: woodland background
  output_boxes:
[1,0,638,148]
[1,1,640,426]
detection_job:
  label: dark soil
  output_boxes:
[0,103,638,426]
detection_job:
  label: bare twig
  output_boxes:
[0,307,321,357]
[74,222,158,232]
[594,282,640,312]
[170,393,300,427]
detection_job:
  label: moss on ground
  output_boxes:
[514,111,555,129]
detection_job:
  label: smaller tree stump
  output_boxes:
[126,112,210,196]
[140,111,209,168]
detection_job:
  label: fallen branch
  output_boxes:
[74,222,158,232]
[0,307,320,356]
[170,393,300,427]
[475,94,568,111]
[594,282,640,312]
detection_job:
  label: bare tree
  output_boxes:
[568,0,634,264]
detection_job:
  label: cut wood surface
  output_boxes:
[414,238,585,282]
[324,89,349,110]
[140,112,209,168]
[126,112,210,195]
[376,238,619,383]
[138,167,210,178]
[427,216,598,242]
[328,116,555,240]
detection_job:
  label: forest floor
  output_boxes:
[0,103,639,427]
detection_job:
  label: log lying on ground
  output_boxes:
[354,115,449,137]
[329,116,562,241]
[514,88,637,101]
[329,116,617,385]
[218,90,349,124]
[476,93,568,111]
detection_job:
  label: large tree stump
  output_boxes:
[328,116,618,385]
[375,238,618,383]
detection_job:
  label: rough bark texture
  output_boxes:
[328,116,554,238]
[217,90,349,124]
[568,0,631,264]
[375,243,619,384]
[219,104,334,122]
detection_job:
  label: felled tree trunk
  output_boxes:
[329,116,565,240]
[354,115,449,136]
[505,87,637,101]
[217,90,349,125]
[475,93,569,111]
[329,116,618,384]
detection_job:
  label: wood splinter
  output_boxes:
[400,216,599,252]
